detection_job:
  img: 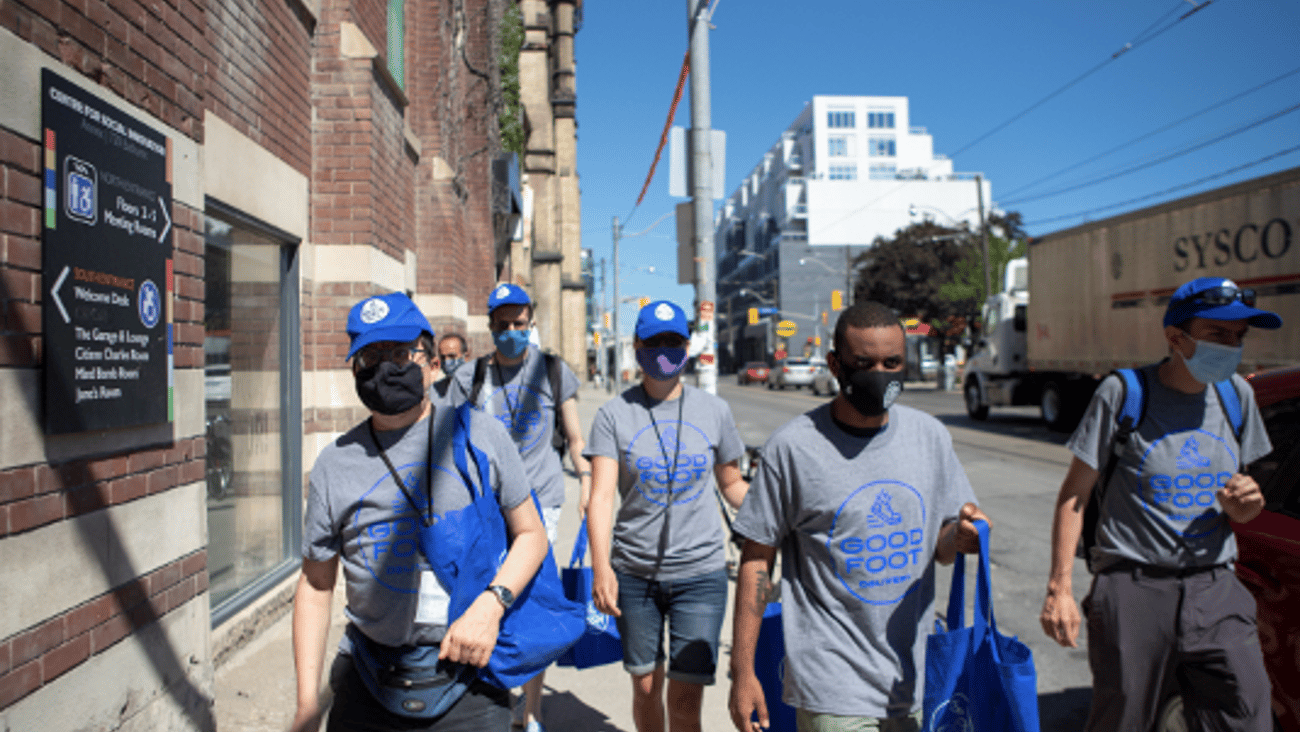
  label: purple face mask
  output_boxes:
[636,347,689,381]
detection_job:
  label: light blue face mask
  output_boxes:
[1178,336,1243,384]
[493,329,530,359]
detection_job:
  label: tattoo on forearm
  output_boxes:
[751,569,777,615]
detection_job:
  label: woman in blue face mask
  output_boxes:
[584,300,751,732]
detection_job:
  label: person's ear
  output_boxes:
[1164,325,1190,357]
[828,351,841,379]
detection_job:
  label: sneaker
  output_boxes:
[525,722,547,732]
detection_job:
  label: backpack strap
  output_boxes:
[1212,378,1244,442]
[546,353,567,454]
[468,355,491,406]
[1098,368,1146,501]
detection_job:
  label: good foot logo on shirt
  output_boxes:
[1142,429,1236,538]
[628,420,713,507]
[828,479,928,606]
[354,462,467,593]
[487,384,547,451]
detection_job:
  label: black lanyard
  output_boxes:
[368,413,436,527]
[643,385,686,500]
[492,356,523,427]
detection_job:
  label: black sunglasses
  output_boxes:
[1188,286,1255,308]
[642,334,687,348]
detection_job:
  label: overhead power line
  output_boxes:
[949,0,1216,158]
[1003,100,1300,204]
[1001,64,1300,199]
[1024,145,1300,228]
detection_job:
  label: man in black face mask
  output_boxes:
[291,292,548,732]
[729,301,989,732]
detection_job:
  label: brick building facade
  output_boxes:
[0,0,516,726]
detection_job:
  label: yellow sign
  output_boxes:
[593,331,601,345]
[775,320,797,337]
[748,307,759,325]
[638,296,650,309]
[814,336,821,346]
[831,290,843,311]
[603,312,610,329]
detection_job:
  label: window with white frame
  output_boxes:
[868,111,895,129]
[869,164,896,180]
[827,110,856,129]
[828,164,857,180]
[827,135,854,157]
[868,137,896,157]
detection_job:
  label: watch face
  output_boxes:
[492,585,514,607]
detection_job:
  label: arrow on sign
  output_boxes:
[51,266,71,324]
[157,195,171,243]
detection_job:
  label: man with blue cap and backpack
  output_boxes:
[290,291,549,732]
[1040,277,1281,732]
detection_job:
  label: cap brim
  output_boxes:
[636,322,689,340]
[347,324,428,359]
[1181,301,1283,330]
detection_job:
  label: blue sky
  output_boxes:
[574,0,1300,335]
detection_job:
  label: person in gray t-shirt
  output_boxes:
[729,302,988,732]
[1040,277,1280,732]
[587,300,749,732]
[291,292,548,732]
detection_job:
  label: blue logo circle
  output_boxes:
[138,279,160,328]
[827,479,928,606]
[489,385,548,451]
[628,420,713,507]
[353,461,467,593]
[1138,428,1235,538]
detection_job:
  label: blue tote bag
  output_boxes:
[922,520,1039,732]
[418,404,586,689]
[752,602,798,732]
[556,520,623,669]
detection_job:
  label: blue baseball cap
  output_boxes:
[487,283,532,313]
[635,300,690,340]
[346,292,435,360]
[1163,277,1282,330]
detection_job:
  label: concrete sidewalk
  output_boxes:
[213,381,740,731]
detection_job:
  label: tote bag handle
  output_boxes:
[569,519,589,568]
[944,519,999,656]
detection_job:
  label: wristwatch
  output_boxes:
[486,584,515,610]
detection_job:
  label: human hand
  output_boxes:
[439,592,503,667]
[953,503,991,554]
[591,565,621,617]
[289,700,323,732]
[728,670,769,732]
[1219,473,1265,524]
[1039,589,1081,648]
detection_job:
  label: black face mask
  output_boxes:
[355,361,426,415]
[837,365,904,418]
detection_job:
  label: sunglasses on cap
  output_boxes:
[1186,285,1256,308]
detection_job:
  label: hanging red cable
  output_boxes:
[635,51,691,206]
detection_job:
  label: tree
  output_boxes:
[497,4,524,159]
[853,221,973,323]
[938,211,1028,318]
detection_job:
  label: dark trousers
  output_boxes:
[327,653,511,732]
[1083,564,1271,732]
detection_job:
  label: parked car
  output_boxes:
[1155,365,1300,732]
[810,358,839,396]
[767,357,816,390]
[737,361,770,385]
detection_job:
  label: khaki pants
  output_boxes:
[796,709,922,732]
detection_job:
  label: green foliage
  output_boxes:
[498,4,524,158]
[939,212,1028,314]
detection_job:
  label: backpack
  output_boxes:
[1078,368,1244,572]
[468,352,569,455]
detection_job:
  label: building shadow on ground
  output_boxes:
[1039,687,1092,732]
[543,688,625,732]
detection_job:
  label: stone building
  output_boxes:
[0,0,516,727]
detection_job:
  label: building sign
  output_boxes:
[41,69,173,434]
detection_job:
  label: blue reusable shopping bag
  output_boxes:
[556,520,623,669]
[752,602,798,732]
[418,404,586,689]
[922,520,1039,732]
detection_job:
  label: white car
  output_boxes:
[810,360,839,396]
[767,357,817,389]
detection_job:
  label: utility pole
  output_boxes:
[612,216,622,395]
[976,174,992,304]
[688,0,716,394]
[599,257,607,389]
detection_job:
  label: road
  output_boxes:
[720,379,1094,731]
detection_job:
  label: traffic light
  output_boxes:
[593,331,601,345]
[638,296,650,309]
[603,312,610,329]
[831,290,843,311]
[748,307,759,325]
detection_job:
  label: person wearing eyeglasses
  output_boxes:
[450,283,590,732]
[290,292,548,732]
[1040,277,1282,732]
[586,299,750,732]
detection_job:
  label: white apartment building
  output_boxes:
[715,95,991,368]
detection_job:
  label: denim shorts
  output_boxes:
[614,568,729,684]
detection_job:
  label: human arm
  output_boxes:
[587,454,621,617]
[715,459,749,510]
[728,540,779,732]
[439,497,548,666]
[559,397,593,517]
[934,502,990,565]
[291,556,339,732]
[1039,456,1098,648]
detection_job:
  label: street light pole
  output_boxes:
[688,0,717,394]
[976,174,991,304]
[612,216,622,395]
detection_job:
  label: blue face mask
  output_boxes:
[493,329,530,359]
[1178,336,1242,384]
[636,347,689,381]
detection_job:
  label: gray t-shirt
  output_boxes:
[733,404,976,718]
[585,384,745,581]
[1067,364,1271,571]
[451,346,579,509]
[302,406,530,647]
